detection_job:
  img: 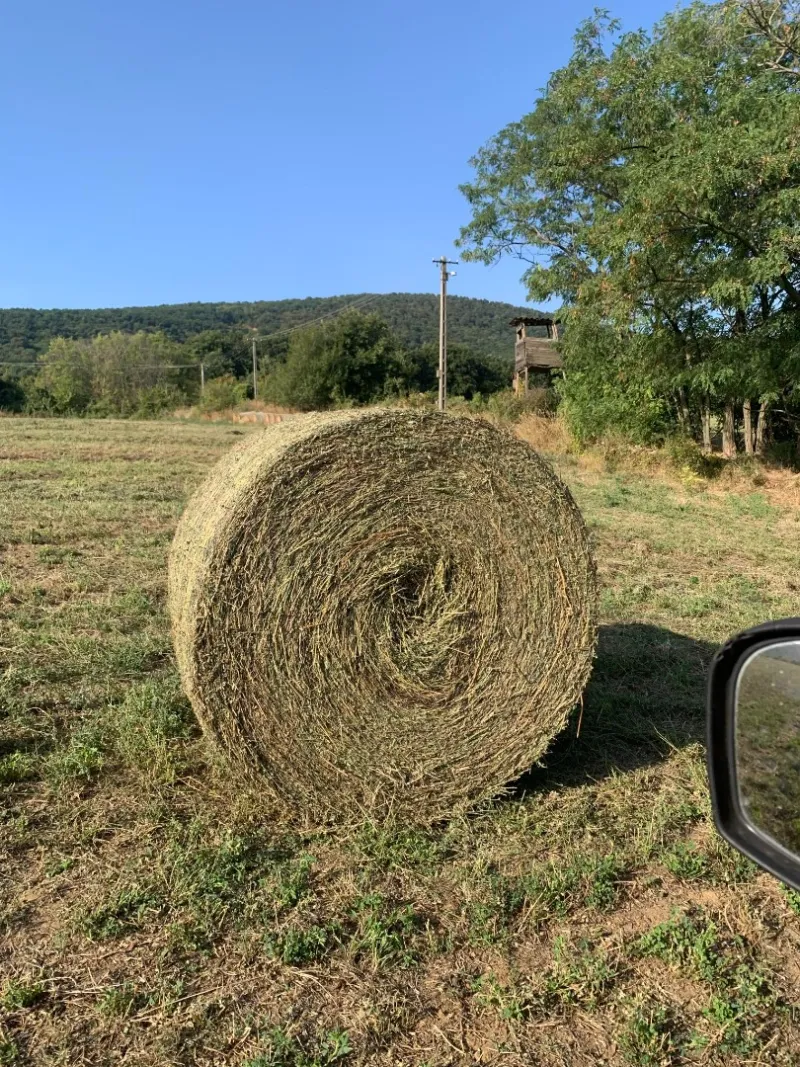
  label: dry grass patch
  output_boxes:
[1,416,799,1065]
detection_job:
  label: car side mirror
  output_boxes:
[708,618,800,891]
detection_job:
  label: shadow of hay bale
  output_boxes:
[508,623,715,796]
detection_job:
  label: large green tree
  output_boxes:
[263,311,404,410]
[458,1,800,454]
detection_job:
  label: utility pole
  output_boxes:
[433,256,458,410]
[199,363,205,396]
[252,335,258,400]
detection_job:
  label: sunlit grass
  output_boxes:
[1,415,799,1066]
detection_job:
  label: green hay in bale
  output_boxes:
[168,409,597,823]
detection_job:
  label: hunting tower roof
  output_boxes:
[509,316,562,327]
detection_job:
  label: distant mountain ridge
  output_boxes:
[0,292,547,364]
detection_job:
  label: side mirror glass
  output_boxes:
[735,640,800,855]
[708,620,800,892]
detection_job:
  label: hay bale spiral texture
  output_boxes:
[169,410,597,822]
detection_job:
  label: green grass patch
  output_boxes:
[77,884,162,941]
[245,1027,352,1067]
[96,982,149,1018]
[265,923,339,967]
[43,677,197,789]
[635,909,782,1056]
[347,893,423,969]
[1,978,45,1011]
[0,1039,20,1066]
[351,822,442,874]
[619,998,680,1066]
[0,752,39,785]
[470,972,531,1022]
[541,935,620,1010]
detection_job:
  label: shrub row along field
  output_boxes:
[0,311,523,420]
[2,416,800,1066]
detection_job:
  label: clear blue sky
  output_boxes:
[4,0,672,311]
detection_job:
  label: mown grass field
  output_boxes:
[2,415,800,1067]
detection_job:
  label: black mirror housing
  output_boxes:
[708,617,800,892]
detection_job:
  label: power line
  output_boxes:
[253,294,378,343]
[0,362,201,368]
[273,294,377,337]
[1,297,381,388]
[246,294,380,391]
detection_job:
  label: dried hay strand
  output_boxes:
[168,409,597,823]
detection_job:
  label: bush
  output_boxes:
[664,435,724,478]
[485,387,558,422]
[441,346,510,399]
[391,392,436,410]
[264,311,403,411]
[765,439,800,470]
[198,375,248,413]
[22,381,59,415]
[34,331,188,416]
[0,377,26,413]
[85,396,121,418]
[134,384,185,418]
[556,315,672,446]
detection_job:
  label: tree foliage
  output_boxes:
[0,376,26,413]
[0,312,516,417]
[261,311,515,411]
[33,331,188,416]
[553,311,672,445]
[183,330,254,380]
[197,374,249,413]
[264,311,405,410]
[400,342,510,400]
[459,0,800,454]
[0,294,543,364]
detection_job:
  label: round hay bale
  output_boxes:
[169,409,597,823]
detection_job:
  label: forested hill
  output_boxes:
[0,293,545,363]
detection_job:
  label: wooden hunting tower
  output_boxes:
[510,317,562,393]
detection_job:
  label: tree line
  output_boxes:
[458,0,800,459]
[0,293,541,364]
[0,310,515,417]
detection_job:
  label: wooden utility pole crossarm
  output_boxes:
[433,255,458,411]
